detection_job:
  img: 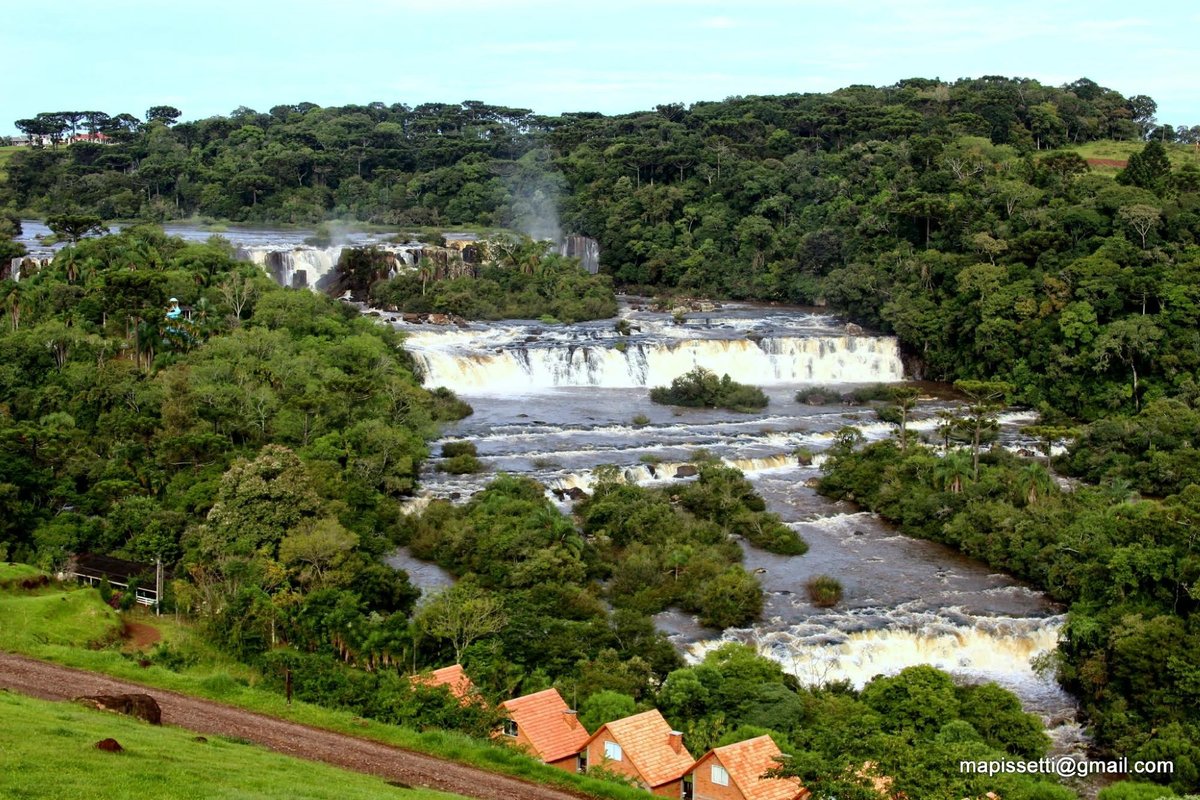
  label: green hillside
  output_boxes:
[1069,138,1200,173]
[0,691,466,800]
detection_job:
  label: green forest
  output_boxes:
[4,74,1200,797]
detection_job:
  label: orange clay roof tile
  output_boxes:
[411,664,475,701]
[499,688,590,763]
[584,709,694,787]
[696,736,808,800]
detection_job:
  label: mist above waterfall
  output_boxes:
[507,149,565,242]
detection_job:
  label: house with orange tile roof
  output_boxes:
[410,664,478,705]
[497,688,590,771]
[683,735,808,800]
[580,709,695,797]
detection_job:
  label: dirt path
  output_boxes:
[122,621,162,650]
[0,652,589,800]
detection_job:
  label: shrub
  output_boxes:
[441,441,478,458]
[850,384,894,403]
[650,368,768,413]
[429,387,473,421]
[796,386,845,405]
[807,575,844,607]
[632,413,650,426]
[731,512,809,555]
[440,454,484,474]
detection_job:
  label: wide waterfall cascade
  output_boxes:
[236,243,423,289]
[687,607,1073,719]
[403,308,904,393]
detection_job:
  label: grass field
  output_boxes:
[0,691,466,800]
[1067,139,1200,173]
[0,567,652,800]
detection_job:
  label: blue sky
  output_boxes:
[3,0,1198,135]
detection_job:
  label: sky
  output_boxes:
[3,0,1199,136]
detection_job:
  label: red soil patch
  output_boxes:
[1086,158,1128,168]
[122,621,162,649]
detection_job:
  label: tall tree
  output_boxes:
[954,380,1013,479]
[145,105,182,126]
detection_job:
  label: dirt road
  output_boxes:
[0,652,590,800]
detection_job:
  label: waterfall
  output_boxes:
[688,607,1071,718]
[408,335,904,393]
[237,246,344,288]
[237,243,425,288]
[559,235,601,274]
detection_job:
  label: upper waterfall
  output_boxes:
[399,304,904,394]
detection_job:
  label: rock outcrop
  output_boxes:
[77,693,162,725]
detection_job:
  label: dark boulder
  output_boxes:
[95,738,123,752]
[673,465,699,478]
[77,694,162,725]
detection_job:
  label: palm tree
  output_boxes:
[417,263,433,296]
[934,450,973,494]
[1103,477,1138,504]
[193,296,211,327]
[1015,463,1054,506]
[1,281,20,331]
[134,319,158,371]
[62,246,79,284]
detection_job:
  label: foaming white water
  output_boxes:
[689,609,1069,716]
[409,335,904,393]
[546,453,802,494]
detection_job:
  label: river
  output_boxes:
[389,299,1085,758]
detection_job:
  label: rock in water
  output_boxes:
[77,694,162,725]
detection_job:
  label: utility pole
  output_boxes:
[155,557,163,617]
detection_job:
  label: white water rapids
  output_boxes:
[390,300,1080,754]
[403,309,904,392]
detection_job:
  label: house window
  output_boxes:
[502,719,518,737]
[604,741,623,761]
[711,764,730,786]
